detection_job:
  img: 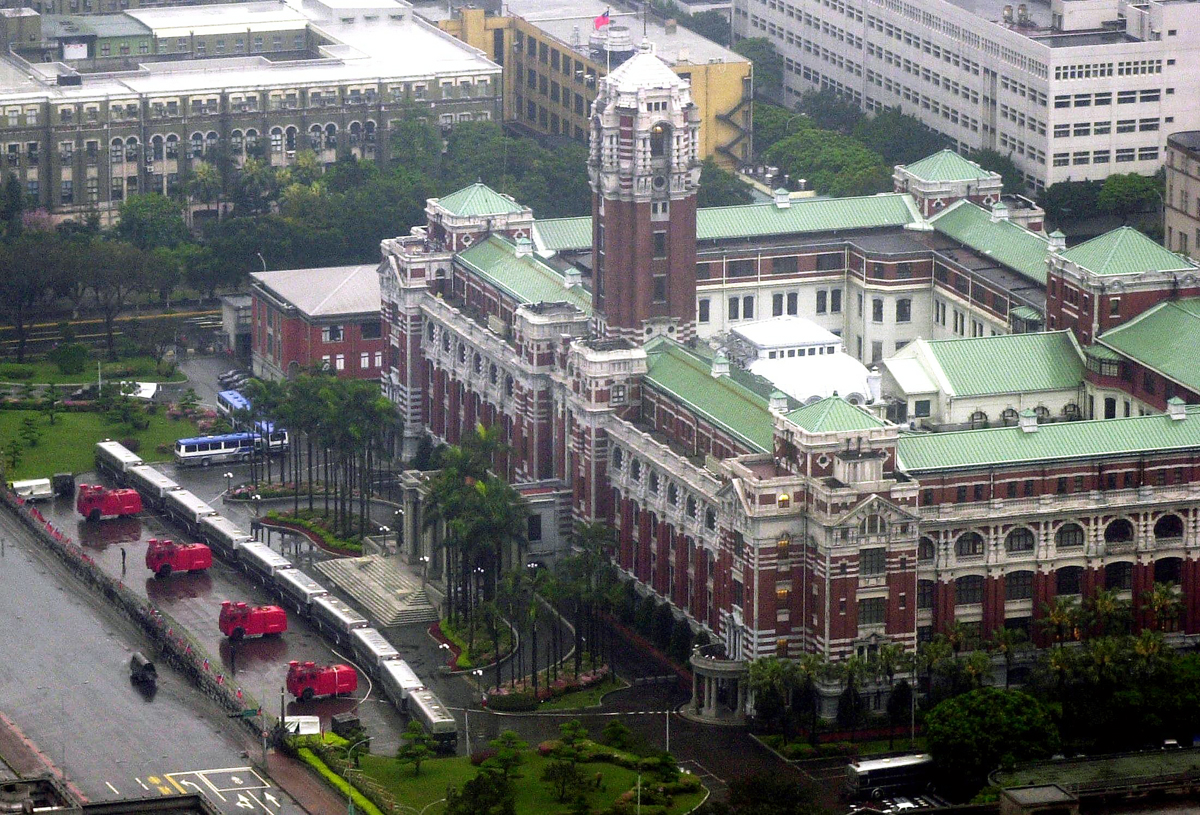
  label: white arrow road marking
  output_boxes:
[263,792,280,808]
[236,793,255,809]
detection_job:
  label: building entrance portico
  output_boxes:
[687,644,748,725]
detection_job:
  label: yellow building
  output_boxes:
[428,2,751,170]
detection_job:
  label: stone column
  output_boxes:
[704,676,716,718]
[692,669,700,713]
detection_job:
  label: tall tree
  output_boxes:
[88,240,146,360]
[698,158,754,207]
[115,193,189,250]
[733,38,784,101]
[0,232,53,362]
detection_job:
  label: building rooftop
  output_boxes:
[1167,130,1200,154]
[941,0,1052,32]
[786,396,887,433]
[896,404,1200,472]
[643,338,779,453]
[931,200,1051,285]
[43,14,152,39]
[435,0,745,68]
[456,234,592,314]
[733,316,840,349]
[435,182,528,218]
[922,330,1085,397]
[699,193,920,241]
[1098,297,1200,395]
[749,353,873,405]
[250,264,379,318]
[532,216,592,253]
[603,46,687,92]
[901,149,998,184]
[0,0,498,102]
[1059,226,1196,277]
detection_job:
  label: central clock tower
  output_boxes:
[588,41,701,343]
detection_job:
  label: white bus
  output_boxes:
[846,754,934,801]
[174,433,258,466]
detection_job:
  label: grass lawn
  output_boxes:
[360,751,705,815]
[853,736,927,756]
[537,677,629,711]
[0,356,187,386]
[1,409,200,480]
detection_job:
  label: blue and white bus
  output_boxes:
[174,432,259,466]
[216,389,252,421]
[255,421,290,453]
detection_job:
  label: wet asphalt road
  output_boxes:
[0,508,303,815]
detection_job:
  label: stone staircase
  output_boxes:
[314,555,439,628]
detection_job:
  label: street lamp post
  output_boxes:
[343,736,371,814]
[420,555,430,589]
[223,472,234,500]
[378,526,389,557]
[465,668,484,753]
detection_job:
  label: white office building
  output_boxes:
[734,0,1200,190]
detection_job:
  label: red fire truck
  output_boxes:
[145,538,212,577]
[286,661,358,701]
[76,484,142,521]
[219,601,287,640]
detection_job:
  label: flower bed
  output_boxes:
[262,510,363,555]
[485,664,612,711]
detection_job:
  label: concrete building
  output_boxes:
[249,264,384,381]
[733,0,1200,190]
[420,0,752,170]
[365,50,1200,726]
[0,0,499,221]
[1165,131,1200,259]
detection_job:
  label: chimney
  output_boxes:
[664,17,677,33]
[867,368,882,403]
[1048,229,1066,252]
[564,265,582,288]
[769,389,789,413]
[1019,408,1039,433]
[711,350,729,378]
[1003,4,1013,22]
[990,199,1010,223]
[774,188,791,209]
[1168,396,1187,421]
[514,236,533,257]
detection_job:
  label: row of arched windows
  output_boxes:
[108,122,379,163]
[921,515,1186,560]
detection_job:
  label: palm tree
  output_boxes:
[1143,581,1183,632]
[945,621,975,654]
[747,656,797,735]
[1084,636,1125,686]
[1088,588,1131,638]
[835,656,868,742]
[794,652,827,744]
[1040,596,1083,647]
[988,626,1027,688]
[962,650,993,688]
[1132,628,1167,675]
[186,160,223,222]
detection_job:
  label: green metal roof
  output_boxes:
[696,194,919,241]
[527,194,919,250]
[785,397,887,433]
[897,405,1200,472]
[925,331,1085,397]
[931,201,1050,284]
[1059,226,1195,277]
[643,339,776,453]
[532,217,592,253]
[1084,343,1123,361]
[456,236,592,314]
[1098,298,1200,394]
[436,183,527,218]
[901,150,997,183]
[1010,305,1042,321]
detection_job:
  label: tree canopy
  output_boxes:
[733,38,784,100]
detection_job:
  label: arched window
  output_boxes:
[245,129,259,151]
[630,459,641,482]
[456,343,466,364]
[472,352,482,374]
[859,514,887,535]
[124,136,138,162]
[1154,514,1183,541]
[440,331,450,352]
[190,132,203,158]
[504,375,514,397]
[956,531,985,558]
[1104,561,1133,590]
[270,127,284,152]
[309,124,322,150]
[1001,407,1019,426]
[667,483,678,505]
[1056,523,1084,549]
[649,471,659,494]
[150,134,164,160]
[364,121,376,143]
[285,126,298,151]
[1005,527,1035,553]
[969,410,988,429]
[1154,557,1182,584]
[1104,518,1134,544]
[1062,403,1081,421]
[205,131,218,151]
[230,129,244,153]
[165,134,179,159]
[425,322,435,342]
[918,537,935,562]
[1005,570,1034,600]
[649,122,670,158]
[955,575,983,605]
[686,495,697,517]
[488,363,498,385]
[612,447,623,470]
[349,121,362,146]
[324,123,338,148]
[1034,406,1051,422]
[1056,565,1082,595]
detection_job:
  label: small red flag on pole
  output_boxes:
[594,7,611,29]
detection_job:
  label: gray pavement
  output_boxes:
[0,508,300,815]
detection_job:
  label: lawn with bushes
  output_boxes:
[262,508,365,554]
[0,408,199,480]
[0,356,185,385]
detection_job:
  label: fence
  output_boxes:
[2,491,267,740]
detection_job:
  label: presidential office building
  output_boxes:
[733,0,1200,191]
[0,0,499,221]
[378,44,1200,690]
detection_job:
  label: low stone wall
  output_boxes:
[3,491,267,739]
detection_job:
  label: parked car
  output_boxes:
[218,370,246,387]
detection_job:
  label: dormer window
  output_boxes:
[778,493,790,508]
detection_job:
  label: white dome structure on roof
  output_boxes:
[603,41,688,93]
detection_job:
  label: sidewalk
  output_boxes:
[266,749,351,814]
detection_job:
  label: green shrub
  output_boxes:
[0,364,34,381]
[296,748,384,815]
[782,742,818,760]
[487,691,537,712]
[49,343,89,375]
[820,741,858,757]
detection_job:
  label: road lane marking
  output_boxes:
[105,782,119,795]
[167,775,188,795]
[136,778,149,791]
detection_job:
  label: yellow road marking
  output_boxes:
[167,775,188,795]
[148,776,161,784]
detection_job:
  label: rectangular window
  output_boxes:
[698,299,710,323]
[728,297,739,321]
[831,288,842,313]
[772,293,784,317]
[321,324,344,343]
[360,352,369,368]
[1005,571,1033,600]
[742,295,754,320]
[914,399,930,417]
[360,320,382,340]
[872,297,884,322]
[896,298,911,322]
[653,231,666,258]
[787,292,798,315]
[816,290,827,313]
[858,597,885,625]
[861,547,886,576]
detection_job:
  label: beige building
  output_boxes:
[1165,131,1200,259]
[423,0,751,170]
